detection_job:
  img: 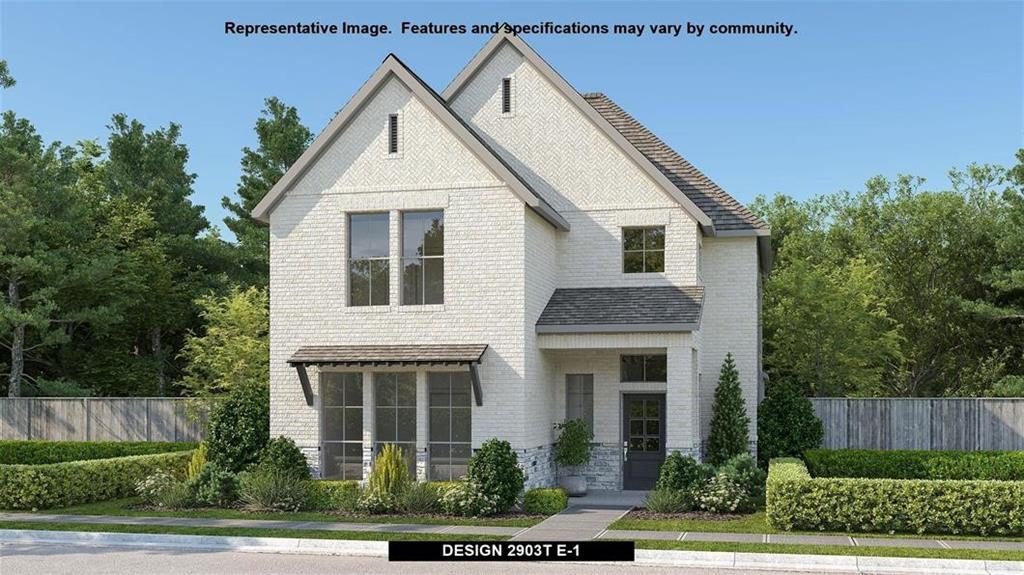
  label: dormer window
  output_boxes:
[387,113,399,155]
[501,76,513,115]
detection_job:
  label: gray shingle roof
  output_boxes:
[288,344,488,366]
[536,286,704,333]
[583,93,768,232]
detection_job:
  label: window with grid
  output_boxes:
[428,371,471,481]
[321,372,363,480]
[402,210,444,305]
[627,398,661,452]
[565,374,594,430]
[373,372,417,476]
[620,354,668,382]
[349,212,389,306]
[623,226,665,273]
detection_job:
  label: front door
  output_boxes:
[622,394,666,490]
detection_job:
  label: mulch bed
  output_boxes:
[624,509,750,521]
[127,503,544,522]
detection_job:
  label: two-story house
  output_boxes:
[252,33,770,491]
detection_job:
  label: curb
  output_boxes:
[2,529,1023,573]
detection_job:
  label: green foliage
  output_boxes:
[804,449,1024,480]
[697,473,753,514]
[179,287,269,396]
[305,480,360,512]
[552,418,594,468]
[25,377,93,397]
[439,479,499,517]
[467,438,524,514]
[756,382,823,468]
[189,461,238,507]
[766,458,1024,536]
[402,482,441,514]
[0,440,195,465]
[523,488,569,515]
[717,454,767,501]
[206,382,269,472]
[238,469,306,512]
[186,443,207,481]
[642,489,692,514]
[360,444,411,513]
[154,480,196,509]
[706,353,750,466]
[655,451,714,494]
[0,59,14,89]
[135,470,179,506]
[992,375,1024,397]
[256,436,309,480]
[0,450,191,509]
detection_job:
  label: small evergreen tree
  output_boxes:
[756,381,823,467]
[706,353,750,466]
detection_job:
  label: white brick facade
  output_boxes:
[264,36,764,489]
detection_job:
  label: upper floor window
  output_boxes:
[402,210,444,305]
[349,213,390,306]
[387,114,399,155]
[623,226,665,273]
[621,354,668,382]
[501,77,512,114]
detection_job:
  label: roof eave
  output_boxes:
[536,322,700,334]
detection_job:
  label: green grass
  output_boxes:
[611,511,1024,542]
[0,521,507,542]
[28,498,540,528]
[631,539,1024,562]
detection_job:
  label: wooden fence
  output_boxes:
[0,398,207,442]
[809,398,1024,451]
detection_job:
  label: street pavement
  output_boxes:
[0,543,824,575]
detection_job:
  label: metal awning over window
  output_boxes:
[287,345,487,407]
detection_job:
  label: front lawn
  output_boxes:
[38,497,542,528]
[631,538,1024,562]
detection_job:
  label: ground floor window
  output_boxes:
[373,372,417,476]
[321,372,363,480]
[566,373,594,429]
[428,371,472,481]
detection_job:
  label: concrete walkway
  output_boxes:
[511,490,644,541]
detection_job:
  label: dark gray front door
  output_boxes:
[622,394,666,490]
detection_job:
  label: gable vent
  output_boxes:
[501,77,512,114]
[387,113,399,154]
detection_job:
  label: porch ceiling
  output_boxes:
[536,286,704,334]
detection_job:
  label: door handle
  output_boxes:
[622,441,629,462]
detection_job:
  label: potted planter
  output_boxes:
[553,418,594,497]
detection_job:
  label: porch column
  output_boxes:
[415,370,429,481]
[665,344,700,459]
[361,369,374,480]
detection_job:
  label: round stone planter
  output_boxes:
[559,474,587,497]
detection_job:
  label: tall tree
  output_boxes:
[706,353,751,465]
[0,60,15,89]
[222,97,311,287]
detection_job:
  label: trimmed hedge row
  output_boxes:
[305,480,360,511]
[804,449,1024,480]
[0,440,197,465]
[0,450,193,510]
[766,458,1024,536]
[523,488,568,515]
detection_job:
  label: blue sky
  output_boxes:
[2,1,1021,239]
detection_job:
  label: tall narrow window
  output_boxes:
[620,354,668,382]
[623,226,665,273]
[428,371,472,481]
[566,374,594,430]
[374,372,417,476]
[349,213,389,306]
[501,77,512,114]
[387,113,399,154]
[321,372,363,480]
[402,210,444,305]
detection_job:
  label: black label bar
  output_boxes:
[389,541,634,562]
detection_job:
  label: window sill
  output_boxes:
[344,305,393,313]
[622,271,667,277]
[397,304,445,313]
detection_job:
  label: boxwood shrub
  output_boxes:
[305,480,360,511]
[766,458,1024,536]
[804,449,1024,480]
[523,488,568,515]
[0,440,197,465]
[0,450,193,510]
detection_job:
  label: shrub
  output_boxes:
[523,488,568,515]
[357,489,400,514]
[656,451,714,494]
[706,353,751,466]
[439,479,499,517]
[403,482,440,514]
[429,481,462,497]
[467,438,524,514]
[804,449,1024,481]
[756,382,823,467]
[766,458,1024,536]
[0,440,195,465]
[553,419,594,468]
[643,489,691,514]
[305,480,360,511]
[697,473,753,514]
[186,443,208,481]
[367,444,411,499]
[0,450,192,510]
[718,453,767,500]
[238,469,307,512]
[190,461,239,507]
[257,436,309,480]
[136,470,179,506]
[206,382,269,473]
[154,480,196,509]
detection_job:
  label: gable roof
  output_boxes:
[583,94,769,233]
[443,33,714,232]
[251,54,569,231]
